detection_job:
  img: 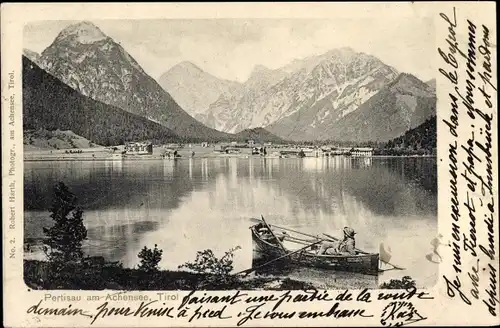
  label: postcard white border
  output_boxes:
[2,2,498,327]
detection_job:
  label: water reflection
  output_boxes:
[85,221,160,265]
[24,157,437,287]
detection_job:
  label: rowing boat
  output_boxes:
[250,224,380,275]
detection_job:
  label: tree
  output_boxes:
[43,182,88,264]
[137,244,163,272]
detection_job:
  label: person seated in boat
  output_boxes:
[255,222,266,231]
[258,227,287,244]
[317,227,356,255]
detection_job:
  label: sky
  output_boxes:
[24,18,436,83]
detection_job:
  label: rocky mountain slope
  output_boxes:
[158,61,242,117]
[199,48,400,137]
[23,56,179,146]
[38,21,230,141]
[198,64,288,132]
[426,78,436,90]
[296,73,436,142]
[23,48,41,65]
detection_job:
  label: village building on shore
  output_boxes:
[350,147,374,157]
[124,142,153,155]
[327,146,374,157]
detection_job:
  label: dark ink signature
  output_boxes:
[380,301,427,327]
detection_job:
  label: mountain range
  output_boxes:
[161,47,435,141]
[24,21,436,144]
[35,21,233,142]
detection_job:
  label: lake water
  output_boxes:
[24,156,438,288]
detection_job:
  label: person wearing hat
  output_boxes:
[317,227,357,255]
[259,227,273,241]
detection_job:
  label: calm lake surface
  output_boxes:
[24,156,438,288]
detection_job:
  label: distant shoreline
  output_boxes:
[23,154,437,162]
[23,145,437,162]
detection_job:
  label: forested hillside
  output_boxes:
[375,116,436,155]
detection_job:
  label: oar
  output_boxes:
[234,239,324,276]
[285,235,317,243]
[380,261,405,271]
[249,217,334,242]
[323,233,340,242]
[260,215,287,253]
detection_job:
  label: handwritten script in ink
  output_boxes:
[380,301,427,327]
[438,6,498,318]
[24,288,433,326]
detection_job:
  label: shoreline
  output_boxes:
[24,156,438,162]
[23,152,438,162]
[23,143,437,162]
[23,259,385,290]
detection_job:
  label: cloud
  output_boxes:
[23,21,76,52]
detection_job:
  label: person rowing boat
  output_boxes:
[250,221,381,275]
[317,227,356,255]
